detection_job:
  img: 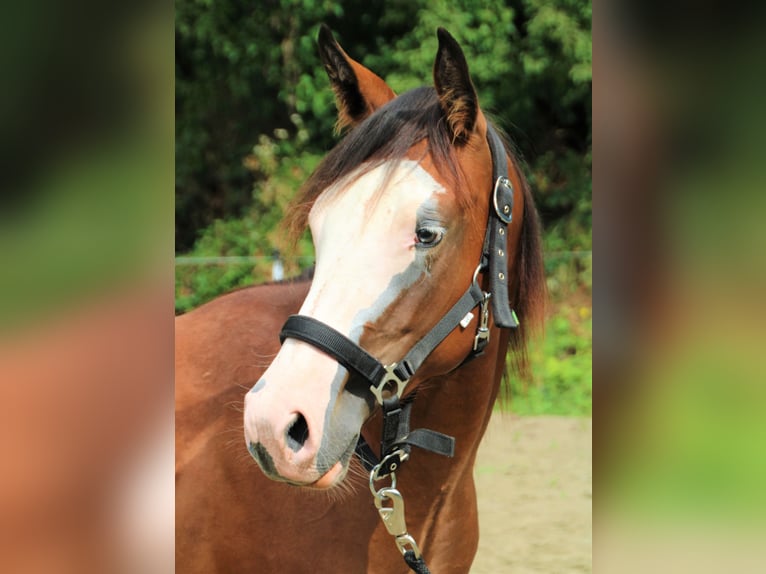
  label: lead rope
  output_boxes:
[369,451,431,574]
[403,551,432,574]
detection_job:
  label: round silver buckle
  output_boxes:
[493,176,514,224]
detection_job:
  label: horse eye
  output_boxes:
[415,227,443,246]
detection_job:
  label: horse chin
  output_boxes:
[268,433,357,489]
[306,460,348,490]
[304,433,358,489]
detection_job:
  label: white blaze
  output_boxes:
[243,160,446,482]
[301,160,445,338]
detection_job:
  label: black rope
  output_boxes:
[403,550,432,574]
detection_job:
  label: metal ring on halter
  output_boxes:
[369,461,399,498]
[369,363,409,405]
[369,470,396,498]
[395,534,422,558]
[368,449,408,495]
[472,262,484,284]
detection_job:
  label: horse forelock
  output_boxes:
[286,87,475,242]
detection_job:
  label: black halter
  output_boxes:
[279,124,518,471]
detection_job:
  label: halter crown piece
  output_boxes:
[278,125,519,572]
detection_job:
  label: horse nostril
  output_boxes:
[285,413,310,452]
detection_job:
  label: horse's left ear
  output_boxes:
[317,24,395,131]
[433,28,478,144]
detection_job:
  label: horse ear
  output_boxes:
[317,24,395,131]
[433,28,478,144]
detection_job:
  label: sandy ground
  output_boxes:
[470,415,592,573]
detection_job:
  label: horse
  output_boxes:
[175,26,545,573]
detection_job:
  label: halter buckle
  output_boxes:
[473,292,492,352]
[369,363,409,405]
[493,176,514,224]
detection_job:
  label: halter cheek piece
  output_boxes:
[278,124,519,471]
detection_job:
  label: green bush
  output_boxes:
[175,125,319,314]
[506,301,592,416]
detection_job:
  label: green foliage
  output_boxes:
[175,0,345,250]
[176,0,592,251]
[506,301,592,416]
[175,121,320,314]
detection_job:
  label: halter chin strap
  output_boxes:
[278,124,518,469]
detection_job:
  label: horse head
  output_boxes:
[243,26,540,488]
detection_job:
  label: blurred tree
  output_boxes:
[176,0,591,254]
[175,0,343,250]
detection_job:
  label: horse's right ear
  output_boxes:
[317,24,395,131]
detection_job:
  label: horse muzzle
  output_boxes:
[243,345,369,488]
